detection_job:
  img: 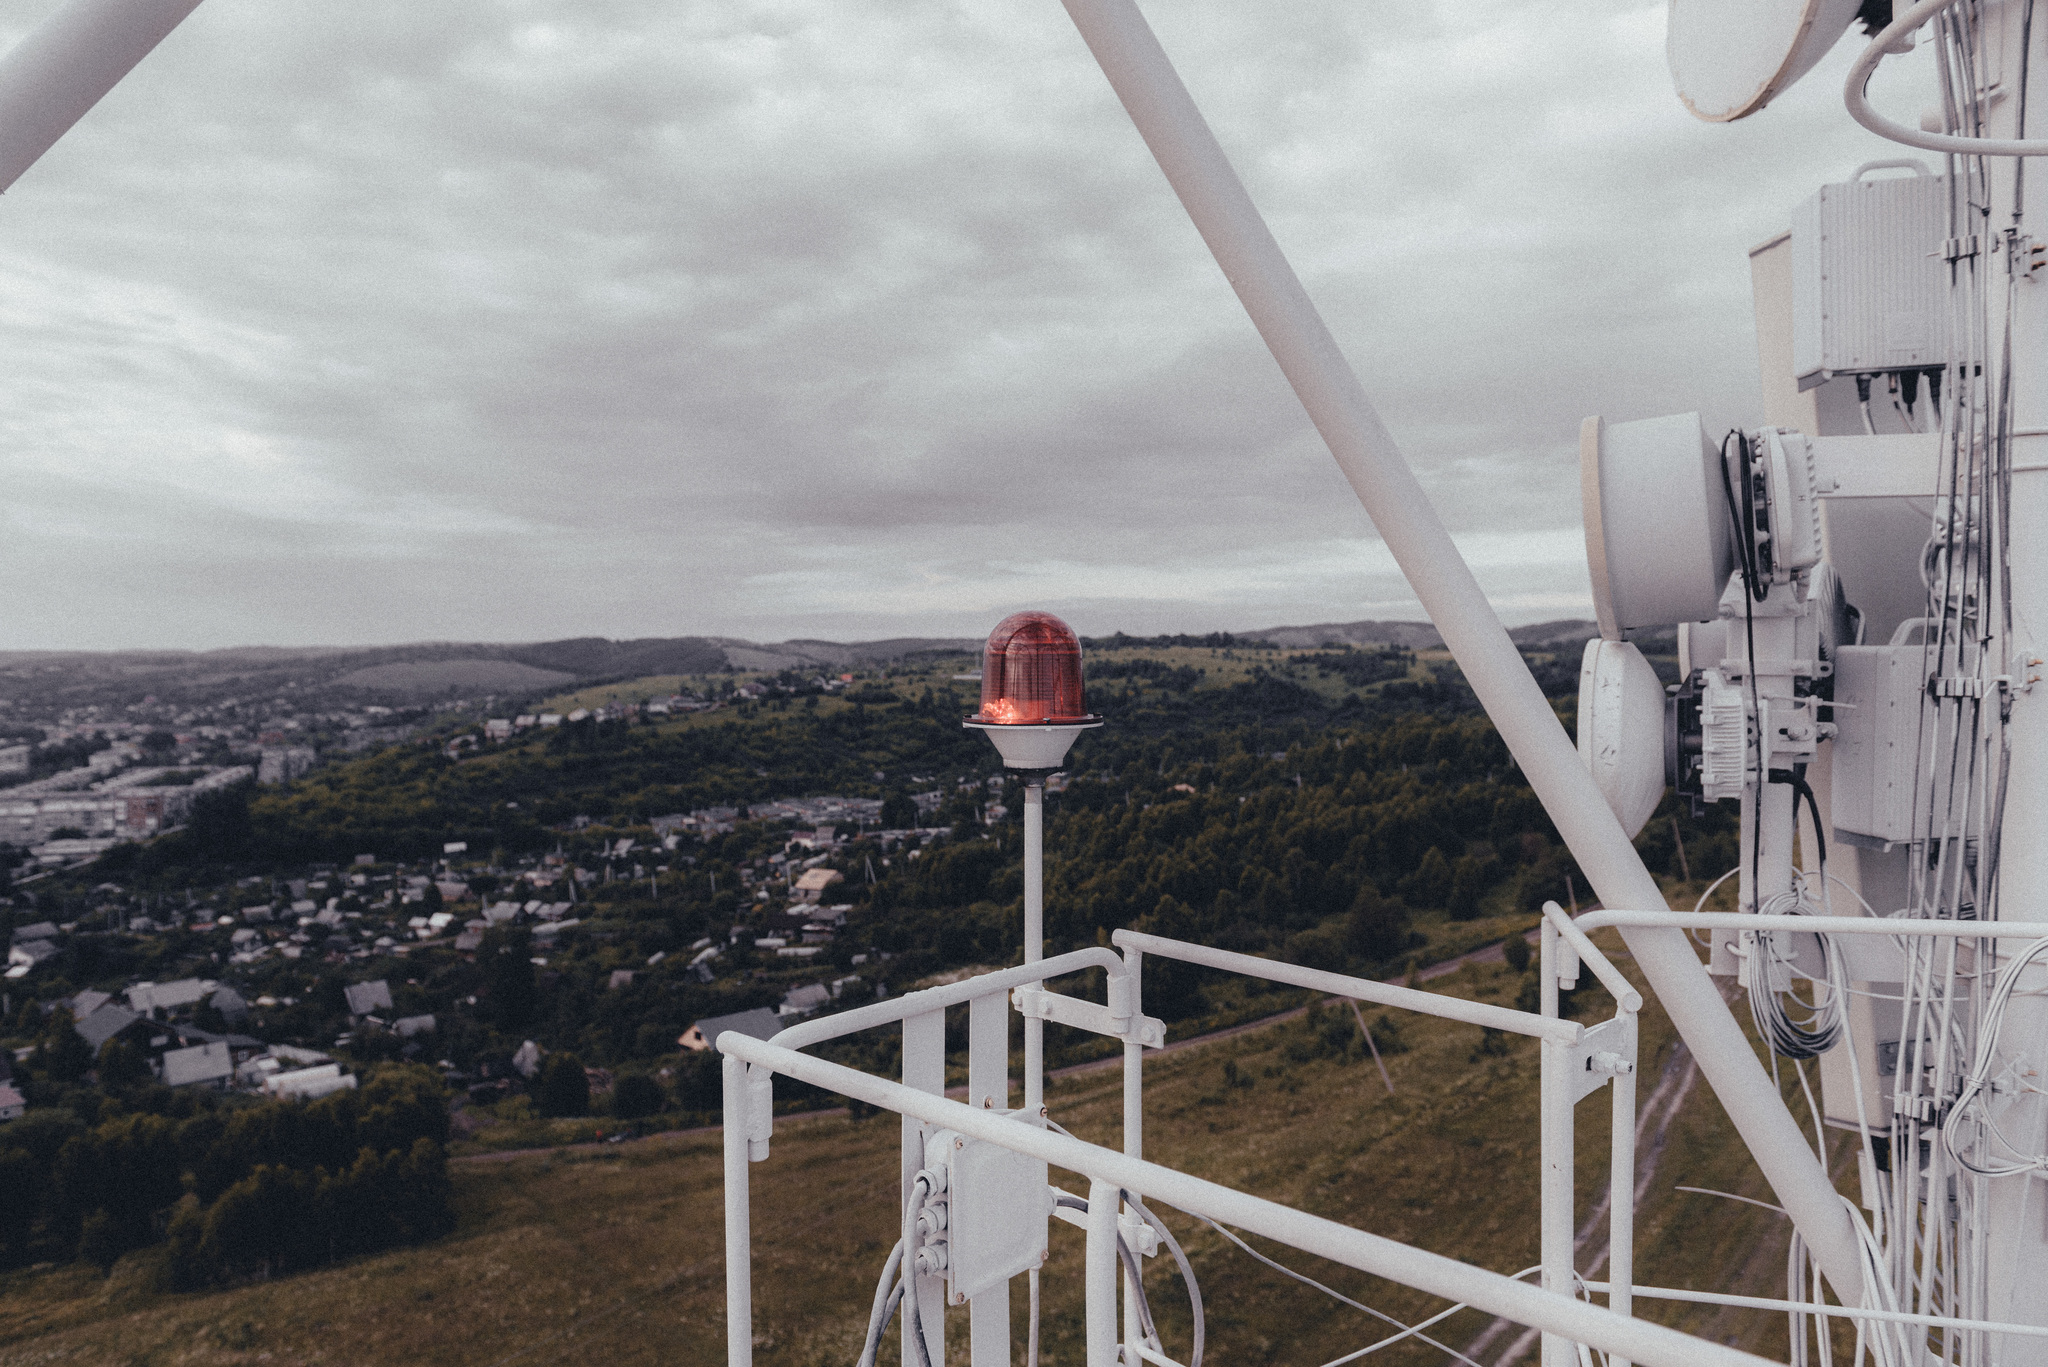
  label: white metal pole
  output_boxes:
[723,1054,755,1367]
[1539,922,1573,1367]
[1123,944,1145,1358]
[1086,1176,1123,1367]
[0,0,205,194]
[904,1010,946,1367]
[1052,0,1865,1302]
[1025,781,1046,1114]
[1608,1015,1638,1367]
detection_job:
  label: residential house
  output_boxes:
[778,983,830,1018]
[68,988,113,1018]
[392,1014,436,1038]
[128,979,214,1016]
[791,867,844,903]
[6,939,57,977]
[0,1081,23,1121]
[677,1007,780,1052]
[160,1041,235,1089]
[343,980,394,1018]
[74,1004,148,1055]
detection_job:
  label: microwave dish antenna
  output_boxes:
[1667,0,1864,122]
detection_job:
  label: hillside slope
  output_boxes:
[0,944,1842,1367]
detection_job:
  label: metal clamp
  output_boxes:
[1569,1014,1638,1104]
[1013,986,1166,1048]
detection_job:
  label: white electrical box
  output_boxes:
[924,1127,1050,1304]
[1830,642,1942,844]
[1791,167,1951,390]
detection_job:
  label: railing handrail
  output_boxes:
[755,945,1127,1053]
[717,1031,1773,1367]
[1575,910,2048,940]
[1540,902,1643,1012]
[1112,928,1581,1042]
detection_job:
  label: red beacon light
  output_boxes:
[963,610,1101,771]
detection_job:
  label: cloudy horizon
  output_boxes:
[0,0,1933,652]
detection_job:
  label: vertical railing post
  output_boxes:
[723,1053,754,1367]
[904,1009,946,1367]
[968,992,1012,1365]
[1122,946,1145,1358]
[1085,1175,1122,1367]
[1539,919,1575,1367]
[1024,780,1046,1114]
[1608,1008,1638,1367]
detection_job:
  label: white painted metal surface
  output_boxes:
[0,0,205,194]
[1580,413,1734,636]
[1577,639,1670,837]
[1790,166,1952,387]
[1666,0,1862,122]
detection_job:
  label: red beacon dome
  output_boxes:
[971,611,1093,724]
[963,610,1101,771]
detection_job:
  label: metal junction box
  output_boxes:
[925,1127,1050,1304]
[1791,169,1951,390]
[1830,643,1944,845]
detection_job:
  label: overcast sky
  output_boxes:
[0,0,1934,650]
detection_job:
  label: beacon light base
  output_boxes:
[962,720,1102,773]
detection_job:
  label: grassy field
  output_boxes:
[0,933,1848,1367]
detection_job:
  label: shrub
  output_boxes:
[610,1073,665,1121]
[537,1053,590,1118]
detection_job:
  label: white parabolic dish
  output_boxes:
[1667,0,1863,123]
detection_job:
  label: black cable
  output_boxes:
[1720,432,1768,920]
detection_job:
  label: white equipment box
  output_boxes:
[1791,167,1951,390]
[1830,642,1944,845]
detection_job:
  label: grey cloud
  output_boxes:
[0,0,1943,648]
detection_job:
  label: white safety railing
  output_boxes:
[717,906,1756,1367]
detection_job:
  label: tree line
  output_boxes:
[0,1065,451,1285]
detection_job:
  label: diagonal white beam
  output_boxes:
[1053,0,1865,1302]
[0,0,205,195]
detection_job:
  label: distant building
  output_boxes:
[778,983,830,1018]
[208,986,250,1027]
[128,979,214,1016]
[342,980,394,1018]
[607,970,635,990]
[484,719,513,741]
[0,744,28,776]
[392,1014,436,1038]
[160,1041,235,1089]
[7,939,58,976]
[678,1007,781,1052]
[0,1082,24,1122]
[512,1040,544,1078]
[258,747,317,785]
[263,1063,356,1100]
[74,1004,147,1054]
[792,867,845,903]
